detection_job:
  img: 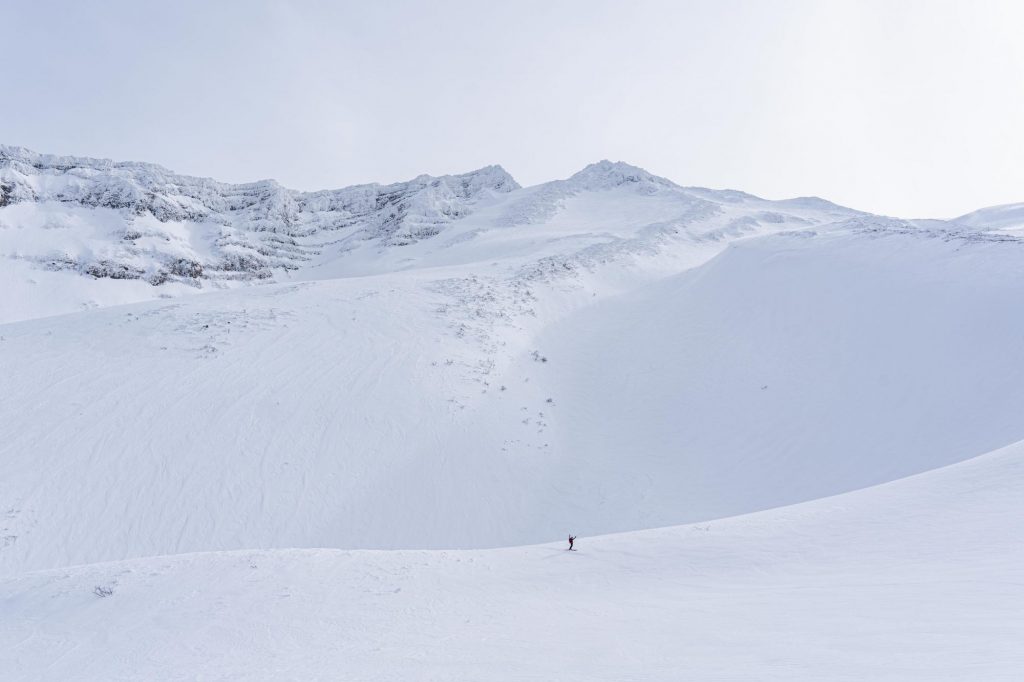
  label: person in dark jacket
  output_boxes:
[568,535,576,550]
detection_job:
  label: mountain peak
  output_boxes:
[448,164,520,193]
[567,160,676,191]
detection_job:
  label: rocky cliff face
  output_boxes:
[0,146,519,286]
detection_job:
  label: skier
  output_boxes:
[568,535,576,551]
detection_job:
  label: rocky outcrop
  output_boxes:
[0,145,520,285]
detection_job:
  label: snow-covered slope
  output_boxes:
[525,221,1024,527]
[954,201,1024,235]
[3,148,1023,573]
[2,146,1022,679]
[3,438,1021,681]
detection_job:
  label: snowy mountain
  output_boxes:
[0,145,517,321]
[2,146,1022,680]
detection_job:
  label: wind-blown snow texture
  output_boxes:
[2,146,1022,680]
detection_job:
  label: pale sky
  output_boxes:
[4,0,1023,218]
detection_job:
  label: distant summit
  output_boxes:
[567,160,677,191]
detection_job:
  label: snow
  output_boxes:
[2,145,1023,679]
[0,182,871,573]
[0,145,520,322]
[524,224,1024,528]
[2,440,1021,680]
[5,215,1023,573]
[954,201,1024,234]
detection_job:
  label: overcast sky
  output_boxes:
[4,0,1022,218]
